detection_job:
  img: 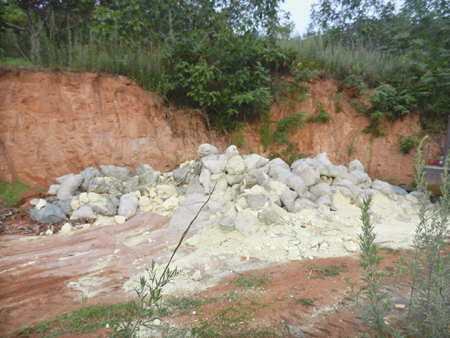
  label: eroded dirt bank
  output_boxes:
[0,70,438,188]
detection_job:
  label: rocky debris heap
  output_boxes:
[30,144,415,236]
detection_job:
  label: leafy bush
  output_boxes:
[306,100,332,123]
[397,134,419,154]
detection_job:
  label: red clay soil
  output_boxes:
[0,202,411,338]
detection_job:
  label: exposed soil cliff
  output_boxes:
[0,69,439,188]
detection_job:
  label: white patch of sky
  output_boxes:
[279,0,404,37]
[279,0,318,36]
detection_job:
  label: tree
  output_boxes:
[0,0,96,62]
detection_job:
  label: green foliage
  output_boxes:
[191,293,284,337]
[269,143,305,166]
[109,262,178,337]
[166,296,217,317]
[346,138,450,337]
[294,297,315,308]
[0,180,30,207]
[12,303,130,338]
[347,130,357,159]
[260,110,272,152]
[232,122,246,148]
[345,195,401,337]
[309,264,348,280]
[401,138,450,337]
[235,273,271,289]
[397,134,420,154]
[272,112,306,146]
[306,100,333,123]
[332,93,342,113]
[266,112,306,165]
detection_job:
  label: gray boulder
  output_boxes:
[30,204,68,224]
[100,165,132,182]
[79,167,103,192]
[235,214,260,236]
[135,164,157,185]
[173,166,191,185]
[87,176,124,196]
[169,193,215,233]
[257,208,287,226]
[198,144,219,158]
[118,193,139,219]
[70,205,97,220]
[57,174,84,200]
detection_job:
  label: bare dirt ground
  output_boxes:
[0,198,410,338]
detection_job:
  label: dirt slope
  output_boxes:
[0,69,439,188]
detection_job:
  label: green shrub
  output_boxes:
[397,134,419,154]
[0,179,29,207]
[306,100,332,123]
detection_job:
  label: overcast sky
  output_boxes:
[279,0,318,36]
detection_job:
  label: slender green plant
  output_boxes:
[306,100,332,123]
[345,195,402,337]
[402,137,450,337]
[110,186,216,337]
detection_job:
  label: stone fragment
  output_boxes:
[57,174,84,200]
[349,159,365,172]
[100,165,132,182]
[79,192,90,205]
[114,215,126,224]
[235,214,260,236]
[45,229,53,236]
[244,194,270,209]
[169,193,215,233]
[118,193,139,219]
[201,154,227,174]
[161,196,179,211]
[243,154,269,171]
[60,223,73,233]
[55,173,75,184]
[55,199,72,215]
[186,236,200,246]
[70,205,96,220]
[268,158,290,177]
[216,208,237,233]
[192,270,202,281]
[87,192,101,203]
[70,198,80,211]
[390,185,408,196]
[123,176,140,193]
[79,167,103,192]
[35,199,47,210]
[135,164,157,185]
[226,145,239,159]
[30,198,39,206]
[48,184,60,195]
[257,208,286,225]
[226,155,245,175]
[173,166,191,185]
[198,144,219,158]
[30,204,68,224]
[87,176,124,196]
[344,242,359,252]
[139,196,151,208]
[226,174,243,186]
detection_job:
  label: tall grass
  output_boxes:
[280,35,408,88]
[1,32,169,96]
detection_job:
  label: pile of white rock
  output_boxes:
[30,143,412,236]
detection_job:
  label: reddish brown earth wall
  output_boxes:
[0,70,439,188]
